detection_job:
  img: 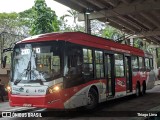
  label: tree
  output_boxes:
[30,0,60,35]
[59,15,71,32]
[19,8,35,28]
[60,9,84,32]
[0,12,28,44]
[102,25,123,41]
[90,20,105,36]
[0,12,33,37]
[66,9,78,25]
[0,13,28,64]
[0,13,19,34]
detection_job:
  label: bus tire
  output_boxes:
[136,84,140,97]
[85,88,98,110]
[141,82,146,95]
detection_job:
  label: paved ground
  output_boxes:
[0,80,160,120]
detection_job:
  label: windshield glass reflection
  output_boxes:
[12,42,62,84]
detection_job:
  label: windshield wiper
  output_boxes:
[14,79,21,85]
[26,61,31,79]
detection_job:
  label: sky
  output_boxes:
[0,0,70,17]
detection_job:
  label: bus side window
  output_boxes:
[115,54,124,77]
[64,45,84,88]
[95,50,104,78]
[67,47,83,77]
[145,58,150,71]
[83,48,93,80]
[132,56,139,71]
[150,58,153,69]
[139,57,145,71]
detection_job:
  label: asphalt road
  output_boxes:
[0,84,160,120]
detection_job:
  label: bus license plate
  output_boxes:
[23,104,32,107]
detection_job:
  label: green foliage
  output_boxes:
[0,12,18,20]
[19,8,35,18]
[19,8,35,28]
[134,38,142,48]
[0,12,28,64]
[30,0,59,35]
[0,12,18,32]
[102,25,123,40]
[90,20,105,36]
[60,9,84,32]
[0,12,31,37]
[66,9,78,24]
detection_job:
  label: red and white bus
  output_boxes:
[4,32,156,109]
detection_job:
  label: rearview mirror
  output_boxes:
[1,56,7,68]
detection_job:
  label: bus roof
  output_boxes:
[19,32,145,56]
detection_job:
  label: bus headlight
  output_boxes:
[47,83,63,94]
[6,85,11,92]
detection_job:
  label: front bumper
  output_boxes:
[9,93,64,109]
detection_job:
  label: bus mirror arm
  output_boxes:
[1,47,12,68]
[1,56,7,68]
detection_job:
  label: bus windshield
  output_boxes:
[12,41,62,84]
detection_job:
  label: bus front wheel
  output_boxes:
[85,88,98,110]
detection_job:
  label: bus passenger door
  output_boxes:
[105,54,115,97]
[125,56,132,93]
